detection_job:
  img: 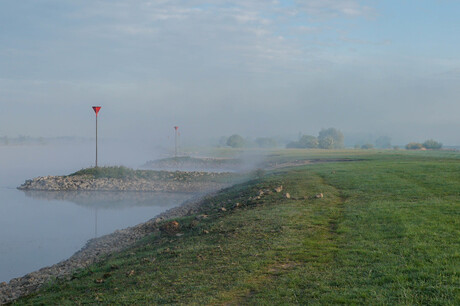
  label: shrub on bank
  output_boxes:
[70,166,135,179]
[405,142,423,150]
[423,139,442,150]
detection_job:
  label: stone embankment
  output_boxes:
[0,192,214,304]
[18,175,227,193]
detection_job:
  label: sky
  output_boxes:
[1,0,460,145]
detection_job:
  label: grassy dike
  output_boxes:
[16,151,460,304]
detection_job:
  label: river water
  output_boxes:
[0,142,195,283]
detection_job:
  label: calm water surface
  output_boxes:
[0,143,194,283]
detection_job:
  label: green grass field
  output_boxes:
[17,150,460,304]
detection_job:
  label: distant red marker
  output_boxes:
[92,106,101,167]
[93,106,101,116]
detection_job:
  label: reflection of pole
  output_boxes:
[94,207,98,238]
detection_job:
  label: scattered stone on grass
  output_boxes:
[285,193,291,199]
[315,193,324,199]
[274,186,283,193]
[126,270,135,277]
[159,221,180,235]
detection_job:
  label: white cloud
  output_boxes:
[53,1,372,79]
[296,0,375,19]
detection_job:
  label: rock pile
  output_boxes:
[18,175,227,193]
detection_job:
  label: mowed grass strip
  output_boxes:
[17,152,460,304]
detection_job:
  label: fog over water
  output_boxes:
[0,143,195,283]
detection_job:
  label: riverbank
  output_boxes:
[1,167,243,303]
[0,191,220,304]
[11,150,460,304]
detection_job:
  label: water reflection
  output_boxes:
[0,143,185,283]
[22,190,198,209]
[0,189,197,283]
[21,190,199,238]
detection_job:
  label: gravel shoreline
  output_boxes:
[0,189,224,304]
[17,174,228,193]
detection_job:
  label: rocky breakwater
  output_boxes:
[18,171,233,193]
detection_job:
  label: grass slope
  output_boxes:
[17,151,460,304]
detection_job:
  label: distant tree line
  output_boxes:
[353,136,392,150]
[286,128,344,149]
[406,139,442,150]
[218,132,443,151]
[219,135,279,148]
[0,135,47,146]
[354,137,443,151]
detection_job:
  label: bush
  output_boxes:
[226,134,246,148]
[286,135,318,149]
[318,128,344,149]
[318,136,335,149]
[405,142,423,150]
[423,139,442,150]
[299,135,318,148]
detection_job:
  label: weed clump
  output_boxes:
[69,166,135,179]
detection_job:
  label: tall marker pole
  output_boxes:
[92,106,101,167]
[174,126,179,157]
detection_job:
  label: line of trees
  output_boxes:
[353,136,392,150]
[219,132,443,151]
[406,139,442,150]
[221,135,279,148]
[286,128,344,149]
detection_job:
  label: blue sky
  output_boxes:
[1,0,460,145]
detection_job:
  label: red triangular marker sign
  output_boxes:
[92,106,101,115]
